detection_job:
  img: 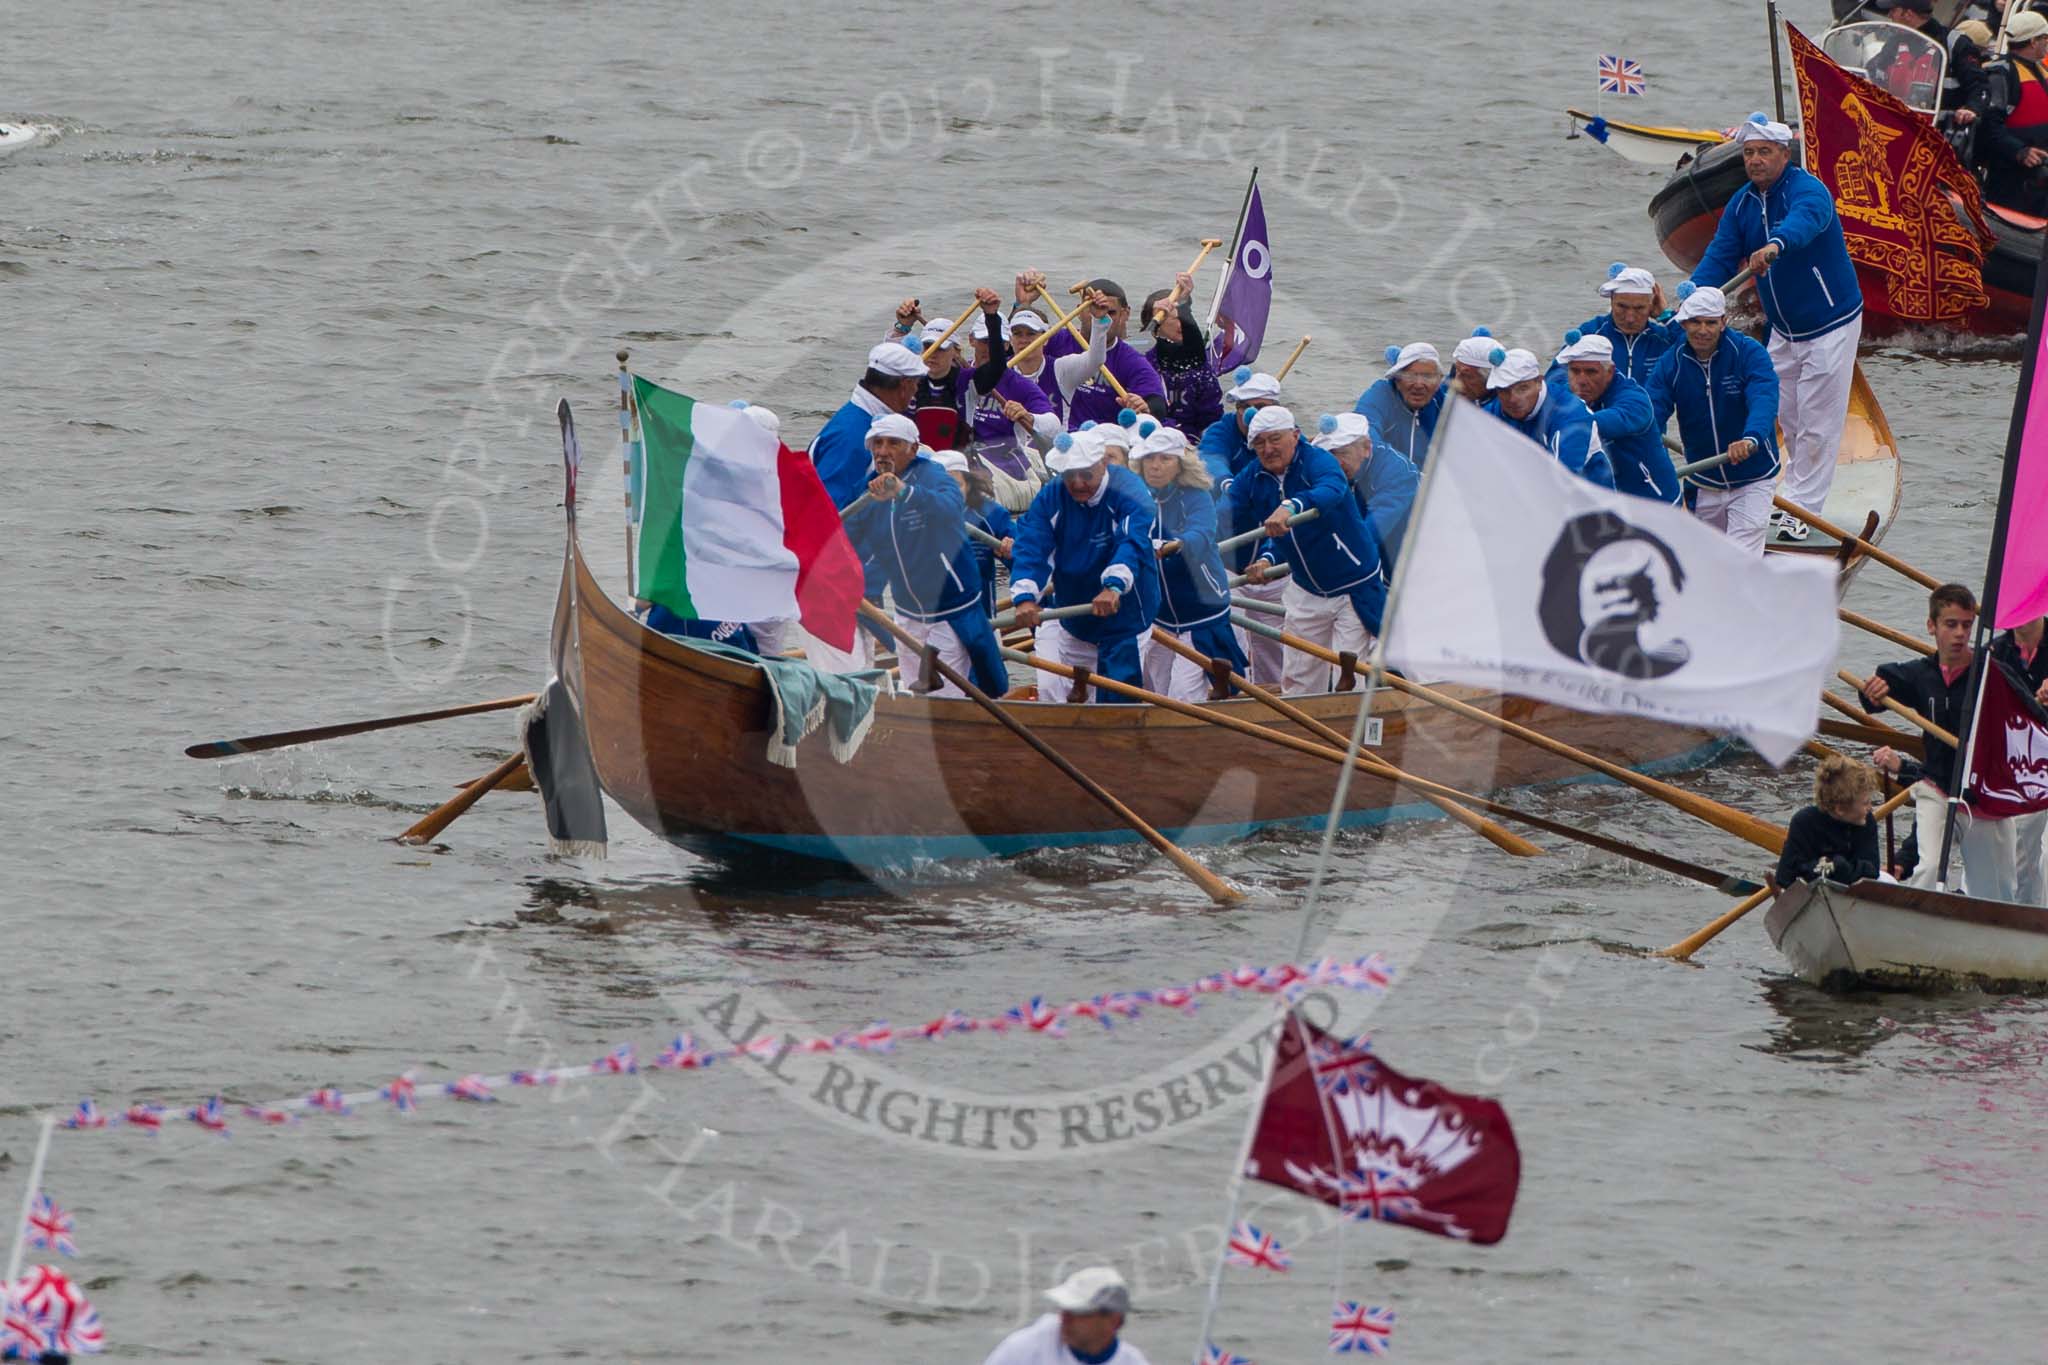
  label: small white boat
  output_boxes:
[1564,108,1727,167]
[1765,878,2048,991]
[0,122,41,156]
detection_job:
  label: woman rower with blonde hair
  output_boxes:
[1133,420,1246,701]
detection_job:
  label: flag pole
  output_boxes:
[1768,2,1788,125]
[617,351,640,602]
[4,1115,56,1288]
[1932,237,2048,886]
[1189,403,1462,1357]
[1206,166,1258,336]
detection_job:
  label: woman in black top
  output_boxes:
[1776,754,1883,887]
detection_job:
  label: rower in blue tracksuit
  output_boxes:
[1310,412,1419,570]
[1131,420,1247,700]
[1645,283,1782,553]
[808,340,931,509]
[927,447,1016,618]
[1481,347,1614,488]
[1550,331,1682,504]
[1196,366,1284,490]
[841,413,1009,697]
[1548,263,1680,386]
[1352,341,1447,469]
[1229,406,1387,695]
[1009,429,1161,702]
[1688,112,1861,532]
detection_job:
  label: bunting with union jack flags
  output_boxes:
[1330,1301,1396,1355]
[1223,1221,1292,1272]
[25,1195,77,1259]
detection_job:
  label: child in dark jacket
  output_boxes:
[1775,754,1883,888]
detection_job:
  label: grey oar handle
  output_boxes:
[1215,506,1319,555]
[843,491,1005,549]
[990,600,1109,631]
[1673,449,1738,478]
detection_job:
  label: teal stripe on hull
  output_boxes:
[669,737,1734,871]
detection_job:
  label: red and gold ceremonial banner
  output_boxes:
[1788,22,1995,322]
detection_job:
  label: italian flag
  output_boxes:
[630,375,863,650]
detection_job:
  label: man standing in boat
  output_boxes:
[1646,285,1781,552]
[1554,332,1682,504]
[1863,582,2018,901]
[809,339,930,509]
[1687,113,1862,543]
[1010,429,1161,701]
[982,1267,1152,1365]
[1555,264,1675,386]
[843,414,1010,699]
[1233,407,1387,695]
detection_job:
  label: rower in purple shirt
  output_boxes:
[964,306,1062,484]
[1038,276,1170,430]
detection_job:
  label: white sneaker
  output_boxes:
[1778,517,1809,542]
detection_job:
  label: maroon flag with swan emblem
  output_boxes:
[1964,657,2048,819]
[1244,1013,1520,1245]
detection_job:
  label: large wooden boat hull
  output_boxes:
[554,539,1732,867]
[1648,136,2036,338]
[1765,878,2048,991]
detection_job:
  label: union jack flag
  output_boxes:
[1597,54,1645,96]
[509,1068,559,1086]
[1224,1221,1291,1272]
[1202,1344,1255,1365]
[120,1104,164,1134]
[794,1034,842,1054]
[1002,997,1064,1036]
[592,1044,637,1075]
[655,1035,715,1070]
[305,1087,352,1114]
[187,1095,230,1137]
[16,1265,103,1356]
[447,1075,496,1103]
[1228,965,1268,991]
[1309,1034,1378,1097]
[736,1034,785,1061]
[26,1195,76,1258]
[1330,1301,1395,1354]
[918,1009,975,1039]
[0,1298,47,1360]
[242,1104,296,1126]
[1146,985,1197,1012]
[380,1075,418,1114]
[62,1100,106,1131]
[1336,1167,1423,1225]
[1341,955,1393,991]
[850,1022,897,1052]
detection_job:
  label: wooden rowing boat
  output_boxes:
[1765,877,2048,991]
[1564,108,1726,168]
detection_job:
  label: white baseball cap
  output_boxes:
[1451,328,1498,369]
[1225,369,1283,403]
[1383,341,1440,377]
[1599,263,1658,298]
[867,339,928,379]
[1313,411,1372,451]
[1485,348,1542,389]
[1555,332,1615,365]
[1729,112,1795,145]
[1008,309,1050,334]
[1246,405,1297,438]
[1673,284,1728,321]
[865,413,920,446]
[1045,1266,1130,1315]
[929,447,969,473]
[1045,430,1105,475]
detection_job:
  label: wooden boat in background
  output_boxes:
[1766,362,1901,565]
[1565,108,1725,168]
[1766,878,2048,990]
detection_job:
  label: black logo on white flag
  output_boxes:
[1538,512,1692,680]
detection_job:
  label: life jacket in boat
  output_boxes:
[2010,58,2048,131]
[1884,49,1938,106]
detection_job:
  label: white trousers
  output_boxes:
[1691,480,1774,555]
[1907,781,2017,901]
[1032,620,1100,703]
[894,615,972,699]
[797,623,871,674]
[1768,316,1861,516]
[2013,809,2048,907]
[1281,579,1371,696]
[1234,577,1287,688]
[1141,624,1218,702]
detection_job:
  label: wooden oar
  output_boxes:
[185,695,536,759]
[1878,785,1912,818]
[1233,613,1788,854]
[1836,669,1959,747]
[1152,239,1224,324]
[1839,606,1933,657]
[1031,285,1135,402]
[1652,884,1773,961]
[1819,688,1901,732]
[1274,335,1312,382]
[1774,499,1941,589]
[1008,290,1087,371]
[398,752,525,845]
[1146,629,1540,857]
[919,299,985,358]
[858,602,1242,905]
[1818,716,1919,750]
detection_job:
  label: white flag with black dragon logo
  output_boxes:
[1383,400,1837,765]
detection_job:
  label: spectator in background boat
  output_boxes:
[1234,408,1388,695]
[1646,285,1781,554]
[1554,332,1682,504]
[1009,429,1161,702]
[1135,421,1247,700]
[1352,342,1446,469]
[1993,613,2048,904]
[1865,582,2018,901]
[1446,327,1499,401]
[843,415,1009,699]
[1311,411,1419,571]
[982,1266,1151,1365]
[1553,264,1676,386]
[1687,113,1862,541]
[808,339,928,510]
[1868,0,1951,108]
[1198,368,1290,687]
[1775,754,1884,888]
[1038,275,1170,429]
[1971,11,2048,211]
[1140,270,1225,438]
[1482,347,1615,488]
[1949,19,1995,129]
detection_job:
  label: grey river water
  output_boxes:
[4,1,2044,1360]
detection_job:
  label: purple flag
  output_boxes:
[1210,184,1272,371]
